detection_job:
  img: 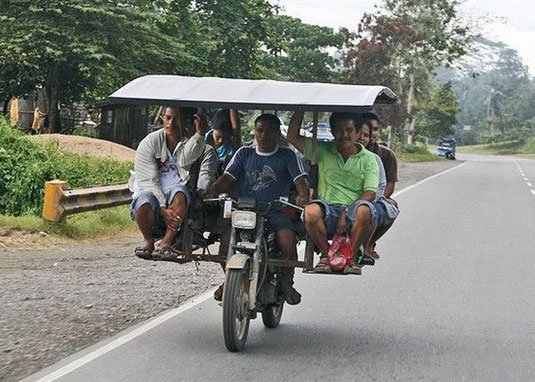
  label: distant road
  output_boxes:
[26,155,535,382]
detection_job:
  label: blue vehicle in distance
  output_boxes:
[437,136,456,160]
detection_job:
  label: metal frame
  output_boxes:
[108,75,399,272]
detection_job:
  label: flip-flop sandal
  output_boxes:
[213,283,224,302]
[158,245,178,261]
[134,245,154,259]
[370,250,380,259]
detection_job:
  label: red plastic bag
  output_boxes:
[328,234,353,272]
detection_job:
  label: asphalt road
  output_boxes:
[25,155,535,382]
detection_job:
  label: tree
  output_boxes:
[192,0,276,79]
[0,0,197,130]
[260,15,343,82]
[415,82,459,139]
[443,39,534,141]
[342,0,470,144]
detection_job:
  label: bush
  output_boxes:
[402,143,430,155]
[398,142,438,162]
[520,137,535,154]
[0,118,132,216]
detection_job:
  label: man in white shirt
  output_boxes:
[131,106,217,259]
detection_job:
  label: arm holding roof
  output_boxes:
[230,109,243,149]
[287,111,306,154]
[178,132,206,168]
[196,146,219,194]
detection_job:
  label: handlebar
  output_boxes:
[204,194,304,212]
[203,193,238,206]
[274,197,304,211]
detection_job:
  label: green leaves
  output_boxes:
[415,82,459,138]
[0,118,131,216]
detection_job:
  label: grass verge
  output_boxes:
[458,138,535,157]
[457,141,524,155]
[397,143,440,162]
[0,206,136,240]
[398,150,440,162]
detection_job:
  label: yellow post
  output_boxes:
[42,180,67,222]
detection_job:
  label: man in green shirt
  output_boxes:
[287,111,379,274]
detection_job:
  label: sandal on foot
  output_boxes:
[214,283,224,302]
[280,281,302,305]
[314,257,332,273]
[370,250,380,259]
[158,245,178,261]
[134,245,154,259]
[343,260,362,275]
[359,255,375,266]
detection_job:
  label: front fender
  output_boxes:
[225,254,250,271]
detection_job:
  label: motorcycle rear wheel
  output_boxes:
[261,298,284,328]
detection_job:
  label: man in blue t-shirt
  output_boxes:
[205,114,309,305]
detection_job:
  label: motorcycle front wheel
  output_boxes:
[222,267,251,352]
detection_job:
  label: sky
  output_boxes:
[276,0,535,73]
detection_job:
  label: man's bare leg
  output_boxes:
[160,192,187,248]
[134,204,156,255]
[349,206,377,270]
[276,229,301,305]
[365,221,394,259]
[304,203,329,256]
[367,199,398,258]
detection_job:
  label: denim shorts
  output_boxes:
[265,208,299,233]
[373,197,399,227]
[309,199,377,238]
[130,184,192,222]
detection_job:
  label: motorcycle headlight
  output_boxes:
[232,211,256,229]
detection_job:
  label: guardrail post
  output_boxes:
[42,180,67,222]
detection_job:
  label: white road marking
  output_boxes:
[524,177,528,181]
[528,183,533,187]
[30,288,216,382]
[531,190,535,195]
[393,162,468,198]
[29,159,469,382]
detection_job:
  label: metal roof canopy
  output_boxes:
[108,75,398,112]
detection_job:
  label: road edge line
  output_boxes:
[392,161,468,198]
[26,288,216,382]
[27,161,469,382]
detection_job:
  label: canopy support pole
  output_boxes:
[304,111,319,272]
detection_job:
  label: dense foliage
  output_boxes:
[0,0,343,130]
[341,0,470,144]
[0,119,131,215]
[415,83,459,139]
[443,39,535,144]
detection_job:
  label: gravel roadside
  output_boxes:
[0,159,461,382]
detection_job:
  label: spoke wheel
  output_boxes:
[222,267,251,352]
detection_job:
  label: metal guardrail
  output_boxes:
[42,180,132,222]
